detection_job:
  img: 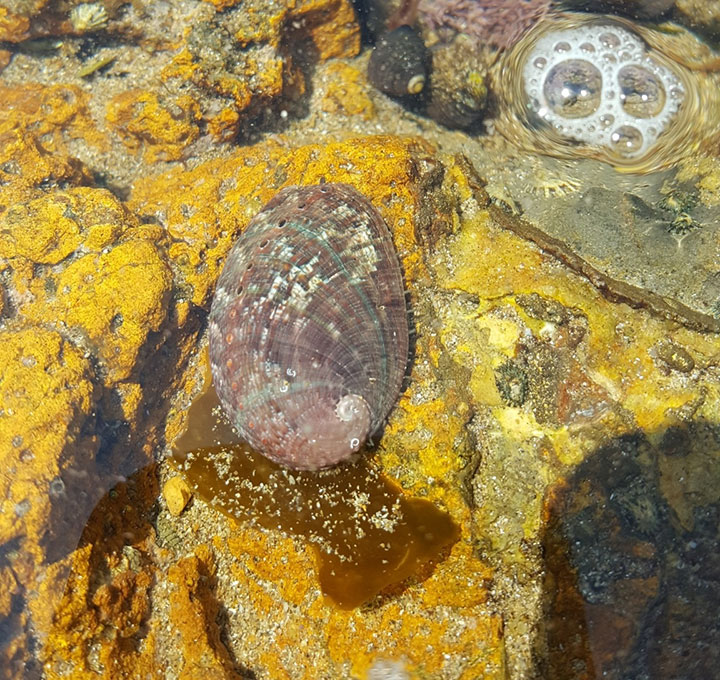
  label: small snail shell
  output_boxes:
[425,38,488,130]
[208,183,409,470]
[368,25,430,97]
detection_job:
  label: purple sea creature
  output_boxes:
[208,184,409,470]
[419,0,552,50]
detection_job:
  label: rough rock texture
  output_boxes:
[4,129,714,679]
[0,183,189,677]
[0,83,98,209]
[106,90,202,163]
[674,0,720,42]
[157,0,360,143]
[0,1,719,679]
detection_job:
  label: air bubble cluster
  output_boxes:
[523,24,684,158]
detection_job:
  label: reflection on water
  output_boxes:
[541,422,720,679]
[495,13,720,173]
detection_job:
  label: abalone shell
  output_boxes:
[208,183,409,470]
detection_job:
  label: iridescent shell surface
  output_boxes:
[208,183,409,470]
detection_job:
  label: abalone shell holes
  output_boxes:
[236,239,269,295]
[235,205,364,299]
[208,182,409,470]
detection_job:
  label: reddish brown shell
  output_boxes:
[208,183,409,470]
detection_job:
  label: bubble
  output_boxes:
[515,20,692,170]
[543,60,603,118]
[611,125,644,154]
[618,65,666,118]
[600,32,620,49]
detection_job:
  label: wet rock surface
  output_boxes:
[542,424,720,679]
[0,1,719,679]
[498,159,720,331]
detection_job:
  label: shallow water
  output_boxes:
[1,1,719,678]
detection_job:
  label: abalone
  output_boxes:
[208,183,409,470]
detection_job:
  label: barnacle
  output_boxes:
[659,188,700,234]
[495,358,529,407]
[667,211,700,235]
[529,167,582,197]
[69,3,109,33]
[658,189,698,214]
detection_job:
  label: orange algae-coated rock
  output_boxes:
[0,182,181,675]
[0,119,91,212]
[0,179,181,677]
[201,0,241,9]
[2,187,174,383]
[0,327,97,561]
[181,442,460,608]
[0,187,125,263]
[163,475,192,516]
[0,83,104,213]
[106,90,202,163]
[227,0,360,59]
[0,83,106,154]
[319,61,375,119]
[161,0,358,142]
[39,467,161,679]
[0,137,522,679]
[174,351,459,607]
[0,49,11,72]
[294,0,361,60]
[128,135,430,310]
[49,238,172,382]
[221,530,315,607]
[168,549,240,680]
[0,6,31,42]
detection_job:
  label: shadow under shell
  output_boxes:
[172,352,459,609]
